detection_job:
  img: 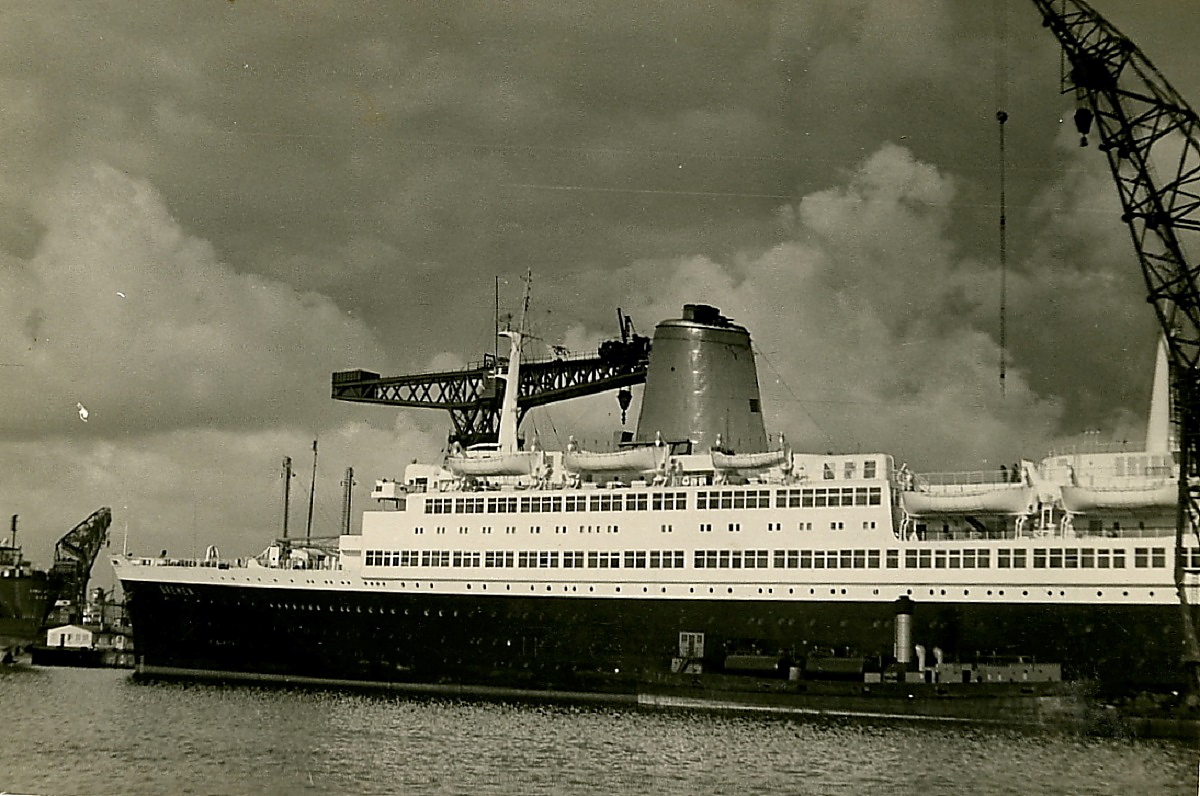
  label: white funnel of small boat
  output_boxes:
[1146,336,1173,455]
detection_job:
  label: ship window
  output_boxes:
[799,550,813,568]
[1033,549,1047,568]
[919,550,932,569]
[854,549,867,568]
[626,493,648,511]
[905,549,918,568]
[721,491,735,509]
[773,550,785,568]
[863,460,877,479]
[1064,549,1079,568]
[1134,548,1149,568]
[1012,549,1026,568]
[719,551,732,568]
[868,487,882,506]
[812,551,826,569]
[886,549,899,568]
[733,491,746,509]
[934,550,947,569]
[749,398,761,413]
[1112,550,1125,568]
[823,463,835,480]
[674,551,685,568]
[1152,548,1166,568]
[802,490,814,508]
[844,461,856,479]
[977,550,990,568]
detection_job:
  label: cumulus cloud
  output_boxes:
[0,163,391,437]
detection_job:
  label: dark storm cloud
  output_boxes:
[2,0,1198,558]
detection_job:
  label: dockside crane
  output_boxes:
[331,310,650,448]
[47,507,111,626]
[1031,0,1200,687]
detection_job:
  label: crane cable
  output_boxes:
[995,0,1010,397]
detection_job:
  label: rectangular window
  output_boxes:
[885,549,899,569]
[823,463,835,480]
[1049,548,1063,568]
[1081,549,1094,568]
[1152,548,1166,568]
[854,549,867,569]
[1064,548,1079,569]
[1135,547,1149,568]
[774,549,785,569]
[800,550,813,568]
[1113,550,1126,568]
[863,460,877,479]
[905,549,918,569]
[1033,548,1047,569]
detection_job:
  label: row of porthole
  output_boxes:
[352,581,1157,600]
[217,573,1154,600]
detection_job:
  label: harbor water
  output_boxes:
[1,666,1197,796]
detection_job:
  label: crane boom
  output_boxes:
[1032,0,1200,686]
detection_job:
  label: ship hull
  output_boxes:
[121,577,1194,698]
[0,573,51,654]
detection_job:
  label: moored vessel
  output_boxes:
[112,302,1200,711]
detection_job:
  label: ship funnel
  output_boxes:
[634,305,767,452]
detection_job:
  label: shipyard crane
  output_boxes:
[332,310,651,448]
[47,507,111,625]
[1031,0,1200,685]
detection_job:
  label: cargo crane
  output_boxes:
[332,310,651,448]
[47,507,111,626]
[1032,0,1200,686]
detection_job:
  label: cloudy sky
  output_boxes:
[2,1,1198,572]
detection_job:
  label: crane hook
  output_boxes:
[1073,106,1094,147]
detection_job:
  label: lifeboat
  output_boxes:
[446,450,543,477]
[1060,482,1177,513]
[711,449,788,471]
[901,484,1034,517]
[562,445,666,474]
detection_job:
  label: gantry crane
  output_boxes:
[1032,0,1200,686]
[331,310,650,448]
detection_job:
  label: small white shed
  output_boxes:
[46,624,93,649]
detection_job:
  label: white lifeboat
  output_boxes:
[1060,482,1177,513]
[446,450,543,477]
[901,483,1035,517]
[711,449,788,471]
[562,445,666,474]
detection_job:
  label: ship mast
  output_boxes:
[281,456,293,540]
[306,440,317,540]
[496,271,532,454]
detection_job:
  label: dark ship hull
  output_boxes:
[123,577,1189,699]
[0,572,52,657]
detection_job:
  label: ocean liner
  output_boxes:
[113,304,1198,699]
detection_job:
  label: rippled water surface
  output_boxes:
[1,666,1197,795]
